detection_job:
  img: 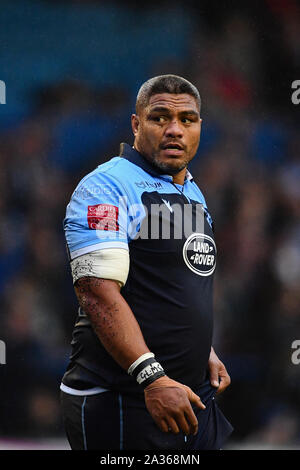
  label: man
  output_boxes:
[60,74,233,450]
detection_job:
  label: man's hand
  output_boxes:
[208,347,231,394]
[144,376,206,436]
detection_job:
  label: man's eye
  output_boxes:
[182,118,192,123]
[152,116,166,123]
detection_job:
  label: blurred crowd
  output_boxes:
[0,0,299,446]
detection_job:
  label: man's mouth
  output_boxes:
[161,143,184,156]
[161,142,183,150]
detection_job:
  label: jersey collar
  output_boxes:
[119,143,194,184]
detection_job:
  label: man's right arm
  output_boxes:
[75,276,150,369]
[74,276,206,435]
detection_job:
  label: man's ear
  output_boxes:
[131,114,139,137]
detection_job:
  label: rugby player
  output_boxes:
[60,75,233,450]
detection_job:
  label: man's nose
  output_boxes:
[165,120,183,138]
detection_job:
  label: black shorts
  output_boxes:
[60,380,233,451]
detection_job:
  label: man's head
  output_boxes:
[132,75,202,177]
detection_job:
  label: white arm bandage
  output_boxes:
[70,248,130,287]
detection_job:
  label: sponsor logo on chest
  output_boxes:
[183,233,216,276]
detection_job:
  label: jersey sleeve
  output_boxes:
[64,171,130,260]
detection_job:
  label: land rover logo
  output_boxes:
[183,233,217,276]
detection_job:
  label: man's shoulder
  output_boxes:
[74,155,137,191]
[186,178,208,207]
[79,156,138,185]
[68,154,147,208]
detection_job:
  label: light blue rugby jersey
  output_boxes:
[64,143,212,260]
[62,143,216,393]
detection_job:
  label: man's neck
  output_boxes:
[172,168,186,186]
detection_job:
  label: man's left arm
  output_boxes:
[208,347,231,394]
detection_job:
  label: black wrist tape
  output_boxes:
[130,357,166,389]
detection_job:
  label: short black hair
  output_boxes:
[135,74,201,114]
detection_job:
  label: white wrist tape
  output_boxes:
[127,352,155,376]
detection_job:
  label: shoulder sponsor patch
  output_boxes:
[87,204,119,231]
